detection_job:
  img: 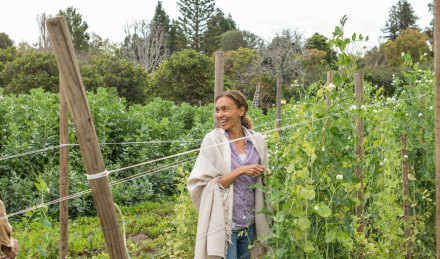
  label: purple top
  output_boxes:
[224,127,260,228]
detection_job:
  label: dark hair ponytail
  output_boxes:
[215,90,253,129]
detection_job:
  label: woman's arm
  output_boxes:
[219,164,265,188]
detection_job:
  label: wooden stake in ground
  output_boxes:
[46,16,129,259]
[214,51,224,128]
[401,134,411,259]
[59,76,69,259]
[354,73,364,235]
[435,0,440,256]
[276,70,282,136]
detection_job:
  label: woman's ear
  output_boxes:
[240,107,245,117]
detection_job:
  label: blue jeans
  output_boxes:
[226,224,255,259]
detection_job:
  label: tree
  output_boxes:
[426,2,434,45]
[0,51,59,94]
[382,0,419,41]
[177,0,215,51]
[220,30,264,51]
[305,33,336,65]
[168,20,187,54]
[0,33,14,49]
[36,13,51,51]
[121,19,169,73]
[224,47,262,95]
[383,28,430,67]
[87,55,149,104]
[58,6,90,51]
[150,49,214,105]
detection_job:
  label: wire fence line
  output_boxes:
[0,93,430,220]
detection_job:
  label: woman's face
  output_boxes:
[215,96,245,131]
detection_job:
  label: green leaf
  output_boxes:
[317,88,324,98]
[297,217,311,230]
[304,242,315,253]
[316,203,331,217]
[301,188,315,200]
[366,35,369,41]
[358,34,363,41]
[351,33,356,41]
[325,230,337,243]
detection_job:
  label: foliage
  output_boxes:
[12,198,177,258]
[87,55,149,104]
[0,50,58,94]
[220,30,264,51]
[150,49,214,105]
[58,6,90,51]
[0,32,14,49]
[363,65,403,95]
[177,0,215,51]
[383,28,430,67]
[200,7,237,55]
[382,0,419,41]
[305,33,337,66]
[224,47,262,96]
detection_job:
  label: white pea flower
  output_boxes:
[402,90,405,94]
[315,206,319,211]
[373,109,378,113]
[336,174,343,180]
[401,52,405,57]
[345,145,350,150]
[429,106,433,110]
[384,158,387,162]
[418,113,423,117]
[327,83,336,91]
[348,136,351,139]
[361,105,366,109]
[281,99,286,104]
[424,52,428,56]
[380,162,383,166]
[350,105,358,111]
[404,155,408,158]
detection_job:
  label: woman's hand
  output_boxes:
[237,164,265,177]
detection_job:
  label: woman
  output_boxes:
[0,201,19,259]
[188,90,272,259]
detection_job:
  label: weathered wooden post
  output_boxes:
[59,77,69,259]
[354,73,364,236]
[401,134,411,259]
[276,70,282,136]
[46,16,128,259]
[214,51,224,128]
[434,0,440,255]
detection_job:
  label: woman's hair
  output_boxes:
[215,90,253,129]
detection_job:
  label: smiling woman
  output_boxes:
[187,90,272,259]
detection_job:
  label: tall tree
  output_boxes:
[58,6,90,51]
[0,33,14,49]
[36,13,51,51]
[168,19,187,53]
[382,0,419,41]
[121,19,168,73]
[305,33,336,66]
[177,0,215,51]
[201,8,238,55]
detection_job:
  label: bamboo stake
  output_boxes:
[355,73,364,235]
[401,134,411,259]
[59,76,69,259]
[46,16,128,259]
[276,70,282,136]
[214,51,224,128]
[435,0,440,256]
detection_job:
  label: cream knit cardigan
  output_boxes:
[187,128,272,259]
[0,201,13,250]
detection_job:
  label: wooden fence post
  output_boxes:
[276,70,282,136]
[354,73,364,235]
[434,0,440,256]
[59,76,69,259]
[401,134,411,259]
[46,16,129,259]
[214,51,224,128]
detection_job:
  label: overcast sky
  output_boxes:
[0,0,433,49]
